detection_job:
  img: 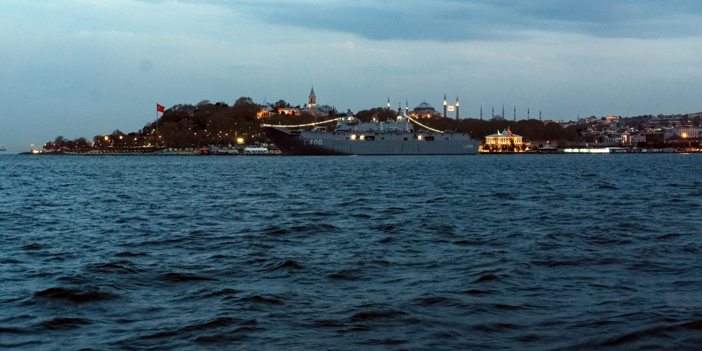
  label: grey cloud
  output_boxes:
[175,0,702,41]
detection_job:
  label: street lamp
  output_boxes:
[682,133,689,151]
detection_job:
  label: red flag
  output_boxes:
[508,128,513,137]
[157,104,165,113]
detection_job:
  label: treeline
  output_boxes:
[144,97,264,148]
[43,136,90,151]
[43,97,588,151]
[44,97,268,151]
[418,118,587,142]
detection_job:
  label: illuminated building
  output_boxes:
[676,127,701,138]
[279,108,300,115]
[301,87,331,117]
[257,109,270,119]
[413,101,439,118]
[605,115,619,123]
[484,129,523,151]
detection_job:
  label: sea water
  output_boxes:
[1,154,701,350]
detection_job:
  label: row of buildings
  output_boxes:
[557,114,702,148]
[255,87,553,123]
[256,87,336,119]
[256,88,467,120]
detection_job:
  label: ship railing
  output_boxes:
[261,117,344,129]
[403,114,443,133]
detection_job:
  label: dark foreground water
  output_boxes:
[1,154,701,350]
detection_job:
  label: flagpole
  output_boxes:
[156,104,159,148]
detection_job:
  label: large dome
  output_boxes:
[414,102,435,113]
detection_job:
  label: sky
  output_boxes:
[2,0,702,152]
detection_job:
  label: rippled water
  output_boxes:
[1,154,701,350]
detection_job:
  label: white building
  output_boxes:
[675,127,702,138]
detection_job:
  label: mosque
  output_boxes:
[407,95,459,119]
[412,101,438,118]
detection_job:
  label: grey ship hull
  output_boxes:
[263,126,480,155]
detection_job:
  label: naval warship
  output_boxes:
[262,115,480,155]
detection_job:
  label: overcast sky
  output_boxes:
[2,0,702,152]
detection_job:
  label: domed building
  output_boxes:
[413,101,439,118]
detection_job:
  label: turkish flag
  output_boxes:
[508,128,513,137]
[157,104,165,113]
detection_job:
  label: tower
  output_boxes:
[309,87,316,107]
[455,96,459,120]
[540,110,542,121]
[443,94,447,118]
[528,108,530,120]
[480,105,483,120]
[502,105,505,119]
[405,99,409,116]
[492,107,494,118]
[514,107,516,122]
[387,97,390,110]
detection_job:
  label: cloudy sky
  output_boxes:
[2,0,702,152]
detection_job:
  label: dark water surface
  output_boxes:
[1,154,701,350]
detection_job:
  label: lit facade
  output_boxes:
[484,130,523,151]
[413,102,440,118]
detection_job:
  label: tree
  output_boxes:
[273,100,288,110]
[355,107,396,122]
[53,136,67,149]
[75,137,89,149]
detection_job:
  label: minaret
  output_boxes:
[480,105,483,120]
[502,105,505,119]
[443,94,447,118]
[455,96,459,120]
[528,108,530,120]
[387,97,390,110]
[540,110,542,121]
[492,107,494,119]
[309,87,316,107]
[405,99,409,116]
[514,106,516,122]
